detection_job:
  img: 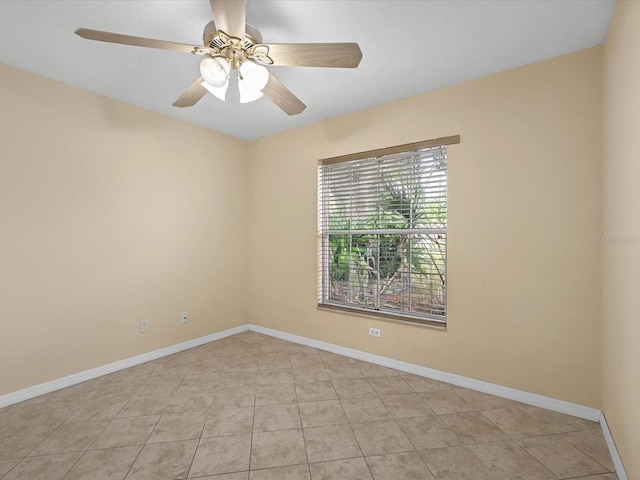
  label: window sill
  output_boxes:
[317,302,447,330]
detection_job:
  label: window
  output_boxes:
[318,136,459,327]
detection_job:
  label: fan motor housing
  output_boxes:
[202,20,262,50]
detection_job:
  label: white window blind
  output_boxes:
[317,136,459,327]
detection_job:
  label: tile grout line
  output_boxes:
[287,342,313,479]
[560,435,617,474]
[247,339,260,474]
[333,361,378,479]
[186,381,215,480]
[122,424,167,480]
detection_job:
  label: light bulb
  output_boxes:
[200,57,230,87]
[239,61,269,92]
[201,80,229,101]
[238,79,263,103]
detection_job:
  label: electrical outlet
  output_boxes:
[369,327,381,338]
[181,311,188,324]
[140,320,149,333]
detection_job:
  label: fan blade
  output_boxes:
[263,73,306,116]
[257,43,362,68]
[209,0,245,39]
[75,28,198,53]
[173,77,208,107]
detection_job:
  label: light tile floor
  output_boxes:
[0,332,618,480]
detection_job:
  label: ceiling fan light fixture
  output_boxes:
[201,79,229,101]
[200,56,230,87]
[75,0,362,115]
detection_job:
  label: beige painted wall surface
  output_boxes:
[603,1,640,477]
[248,47,603,408]
[0,65,248,395]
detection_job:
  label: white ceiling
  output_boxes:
[0,0,615,140]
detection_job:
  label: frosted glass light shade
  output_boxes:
[238,79,263,103]
[200,57,230,87]
[239,61,269,91]
[201,80,229,101]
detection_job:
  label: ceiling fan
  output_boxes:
[75,0,363,116]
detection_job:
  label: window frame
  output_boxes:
[317,135,460,328]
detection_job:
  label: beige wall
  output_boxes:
[603,1,640,477]
[1,46,606,412]
[248,47,604,408]
[0,64,248,395]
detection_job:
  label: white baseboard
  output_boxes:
[251,325,632,477]
[248,324,602,422]
[1,323,600,421]
[599,412,629,480]
[0,322,626,480]
[0,324,250,408]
